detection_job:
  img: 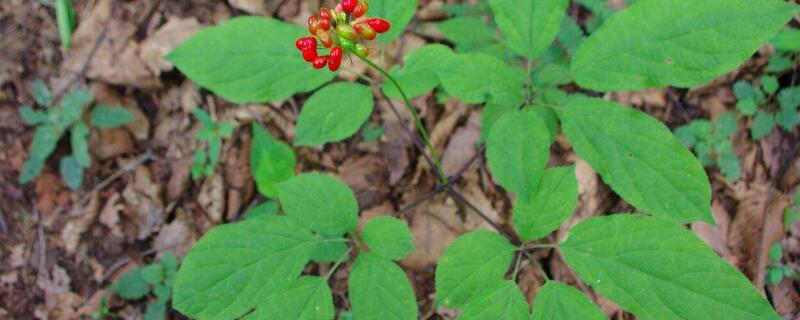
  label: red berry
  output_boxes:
[352,2,369,18]
[367,18,390,33]
[302,49,318,62]
[316,30,333,48]
[319,8,332,21]
[308,16,320,34]
[354,23,376,40]
[328,47,343,71]
[342,0,359,13]
[319,18,331,31]
[313,56,329,69]
[295,37,317,51]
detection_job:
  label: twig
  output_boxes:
[395,184,448,216]
[52,18,110,104]
[522,250,550,282]
[445,187,509,240]
[448,144,486,184]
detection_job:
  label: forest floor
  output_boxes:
[1,0,799,319]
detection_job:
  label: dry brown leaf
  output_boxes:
[154,217,195,257]
[441,112,480,176]
[139,16,202,75]
[229,0,267,15]
[691,200,735,264]
[379,100,412,185]
[198,173,226,223]
[98,192,123,237]
[62,192,99,254]
[61,0,160,88]
[90,128,134,160]
[609,88,667,109]
[121,166,165,240]
[339,155,389,209]
[768,280,800,317]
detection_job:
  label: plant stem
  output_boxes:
[352,52,448,185]
[325,247,353,281]
[511,250,524,281]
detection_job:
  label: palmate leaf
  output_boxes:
[434,230,515,308]
[532,282,606,320]
[295,83,374,147]
[172,216,315,319]
[436,52,525,107]
[571,0,799,92]
[244,276,334,320]
[489,0,569,61]
[168,17,335,104]
[349,253,417,320]
[562,214,780,320]
[250,123,295,198]
[558,97,712,224]
[277,173,359,235]
[486,110,551,197]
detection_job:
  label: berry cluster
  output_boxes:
[295,0,391,71]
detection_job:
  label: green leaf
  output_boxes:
[349,253,417,320]
[277,173,359,235]
[437,53,525,107]
[59,89,92,127]
[19,106,47,125]
[193,108,215,128]
[558,97,713,224]
[486,110,550,196]
[32,80,53,107]
[674,126,696,147]
[361,121,384,142]
[768,266,784,285]
[736,99,757,117]
[167,17,335,104]
[60,154,85,189]
[115,268,150,300]
[362,216,415,260]
[71,122,90,167]
[753,110,777,140]
[435,230,515,308]
[557,17,586,56]
[771,28,800,52]
[160,252,178,286]
[733,81,756,101]
[761,76,779,96]
[532,281,607,320]
[244,200,279,220]
[244,276,334,320]
[571,0,799,92]
[90,105,134,128]
[778,86,800,111]
[481,102,515,143]
[714,112,739,138]
[143,300,168,320]
[489,0,569,61]
[55,0,75,50]
[172,216,315,319]
[310,233,349,263]
[767,54,793,73]
[436,17,497,49]
[717,153,741,182]
[561,214,781,320]
[295,83,374,147]
[514,166,578,241]
[366,0,419,43]
[141,264,164,285]
[218,121,235,137]
[384,44,455,99]
[208,136,221,166]
[769,243,783,262]
[250,123,295,198]
[459,280,529,320]
[775,106,799,131]
[20,125,61,183]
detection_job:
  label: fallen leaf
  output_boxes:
[228,0,267,15]
[139,16,203,75]
[197,173,225,223]
[61,192,99,254]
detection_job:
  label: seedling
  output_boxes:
[55,0,76,51]
[19,81,133,189]
[733,76,800,140]
[675,112,741,182]
[95,253,179,320]
[766,243,797,285]
[166,0,799,319]
[190,108,234,180]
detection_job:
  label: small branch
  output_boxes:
[325,247,353,280]
[445,187,510,240]
[522,250,550,282]
[395,184,448,216]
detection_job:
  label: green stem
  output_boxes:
[352,52,448,185]
[325,247,353,281]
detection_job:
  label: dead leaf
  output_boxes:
[441,112,480,176]
[228,0,267,15]
[139,16,203,75]
[198,173,225,223]
[90,128,134,160]
[154,217,195,257]
[98,192,123,237]
[379,100,412,185]
[61,192,100,254]
[692,200,736,265]
[121,166,164,240]
[339,155,389,209]
[768,280,799,317]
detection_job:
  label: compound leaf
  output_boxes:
[514,166,578,241]
[59,156,83,190]
[437,53,525,107]
[168,17,334,103]
[245,276,334,320]
[558,97,712,224]
[90,105,134,128]
[561,214,781,320]
[384,44,455,99]
[459,281,530,320]
[362,216,415,260]
[349,253,417,320]
[532,282,607,320]
[435,230,515,308]
[277,173,359,235]
[489,0,569,61]
[295,82,374,147]
[571,0,799,92]
[172,215,315,319]
[70,122,90,168]
[487,110,551,196]
[366,0,419,43]
[250,123,295,198]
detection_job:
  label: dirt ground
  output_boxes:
[1,0,799,319]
